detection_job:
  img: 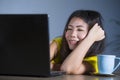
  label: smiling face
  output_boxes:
[65,17,89,50]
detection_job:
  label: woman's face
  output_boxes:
[65,17,89,50]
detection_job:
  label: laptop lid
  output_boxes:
[0,14,51,77]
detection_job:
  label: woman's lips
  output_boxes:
[69,40,78,45]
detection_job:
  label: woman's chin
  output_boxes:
[69,46,76,50]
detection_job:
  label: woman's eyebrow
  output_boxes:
[68,25,73,27]
[68,25,83,27]
[76,25,84,27]
[76,25,86,30]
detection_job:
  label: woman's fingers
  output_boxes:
[88,23,105,42]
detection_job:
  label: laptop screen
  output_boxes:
[0,14,51,77]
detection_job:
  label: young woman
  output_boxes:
[50,10,105,74]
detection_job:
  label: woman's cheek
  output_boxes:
[78,33,87,40]
[65,32,69,39]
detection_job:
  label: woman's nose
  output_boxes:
[71,30,77,37]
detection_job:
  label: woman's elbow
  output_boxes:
[60,66,72,74]
[60,66,85,74]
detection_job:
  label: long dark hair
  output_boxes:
[60,10,105,62]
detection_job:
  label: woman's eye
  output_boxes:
[67,28,72,30]
[78,29,83,31]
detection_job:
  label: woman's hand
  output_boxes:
[87,23,105,42]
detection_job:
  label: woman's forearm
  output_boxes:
[60,36,95,74]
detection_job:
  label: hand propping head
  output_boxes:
[87,23,105,42]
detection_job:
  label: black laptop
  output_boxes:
[0,14,64,77]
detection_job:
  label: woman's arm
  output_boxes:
[60,23,105,74]
[50,41,58,60]
[50,41,58,69]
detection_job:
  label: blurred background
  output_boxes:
[0,0,120,73]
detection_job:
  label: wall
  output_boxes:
[0,0,120,72]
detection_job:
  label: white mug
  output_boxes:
[97,55,120,74]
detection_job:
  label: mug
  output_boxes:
[97,55,120,74]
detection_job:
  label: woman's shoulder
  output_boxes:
[51,36,62,52]
[53,36,62,42]
[52,36,62,45]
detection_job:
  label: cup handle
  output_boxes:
[113,57,120,72]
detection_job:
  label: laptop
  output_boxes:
[0,14,64,77]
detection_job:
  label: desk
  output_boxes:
[0,74,120,80]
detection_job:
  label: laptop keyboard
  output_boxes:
[50,71,65,76]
